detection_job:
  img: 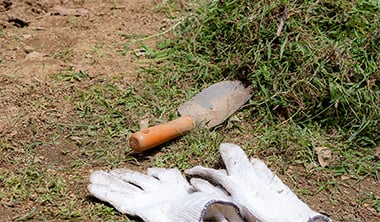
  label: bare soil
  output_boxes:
[0,0,378,221]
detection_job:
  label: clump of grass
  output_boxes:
[159,0,379,147]
[53,68,90,82]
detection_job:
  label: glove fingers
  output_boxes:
[185,166,235,195]
[219,143,251,175]
[249,158,289,191]
[190,178,230,198]
[109,168,160,190]
[89,170,140,192]
[88,170,140,215]
[147,168,192,190]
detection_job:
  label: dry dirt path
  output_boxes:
[1,0,168,138]
[1,0,168,220]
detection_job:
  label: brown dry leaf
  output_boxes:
[374,146,380,160]
[139,118,150,130]
[314,146,332,168]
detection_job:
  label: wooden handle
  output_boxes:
[129,116,196,152]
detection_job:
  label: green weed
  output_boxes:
[53,68,90,82]
[54,48,74,62]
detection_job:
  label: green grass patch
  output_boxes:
[160,0,379,146]
[128,0,379,176]
[53,68,90,82]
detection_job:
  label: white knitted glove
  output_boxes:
[185,143,331,222]
[88,167,246,222]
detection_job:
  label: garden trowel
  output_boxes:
[129,80,252,152]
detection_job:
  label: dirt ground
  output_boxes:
[0,0,168,221]
[0,0,379,221]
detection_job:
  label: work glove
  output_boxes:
[185,143,331,222]
[88,167,247,222]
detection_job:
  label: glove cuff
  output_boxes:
[201,199,246,222]
[166,192,246,222]
[307,214,331,222]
